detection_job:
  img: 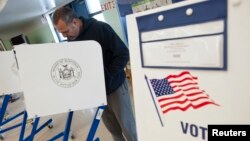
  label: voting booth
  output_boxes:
[15,41,106,118]
[0,41,107,140]
[127,0,250,140]
[0,51,26,140]
[0,51,21,94]
[14,41,107,140]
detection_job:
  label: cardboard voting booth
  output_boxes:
[0,41,107,140]
[127,0,250,140]
[0,51,21,94]
[0,51,25,140]
[15,41,107,118]
[14,41,107,141]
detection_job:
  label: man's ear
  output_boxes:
[72,18,79,25]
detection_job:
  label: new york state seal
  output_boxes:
[51,58,82,88]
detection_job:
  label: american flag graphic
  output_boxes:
[147,71,219,115]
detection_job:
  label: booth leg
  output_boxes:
[48,111,74,141]
[86,106,106,141]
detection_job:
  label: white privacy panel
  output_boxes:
[15,41,107,118]
[0,51,21,95]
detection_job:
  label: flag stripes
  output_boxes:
[149,71,219,115]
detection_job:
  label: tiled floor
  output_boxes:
[0,79,134,141]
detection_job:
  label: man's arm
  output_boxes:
[100,23,129,77]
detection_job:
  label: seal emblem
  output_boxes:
[51,58,82,88]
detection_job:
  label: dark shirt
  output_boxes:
[71,18,129,94]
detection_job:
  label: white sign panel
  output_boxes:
[127,0,250,140]
[15,41,107,118]
[141,20,224,68]
[0,51,21,94]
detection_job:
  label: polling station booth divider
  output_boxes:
[0,51,53,140]
[14,41,107,141]
[0,51,25,140]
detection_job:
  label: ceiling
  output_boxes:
[0,0,74,37]
[0,0,140,38]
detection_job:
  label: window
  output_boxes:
[85,0,102,14]
[93,13,105,22]
[47,0,106,43]
[85,0,105,22]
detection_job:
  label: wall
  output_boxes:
[2,40,12,50]
[100,0,128,45]
[26,24,54,44]
[0,18,54,50]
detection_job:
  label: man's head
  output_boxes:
[52,7,82,40]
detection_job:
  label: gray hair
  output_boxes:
[52,7,78,25]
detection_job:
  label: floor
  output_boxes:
[0,79,134,141]
[1,95,112,141]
